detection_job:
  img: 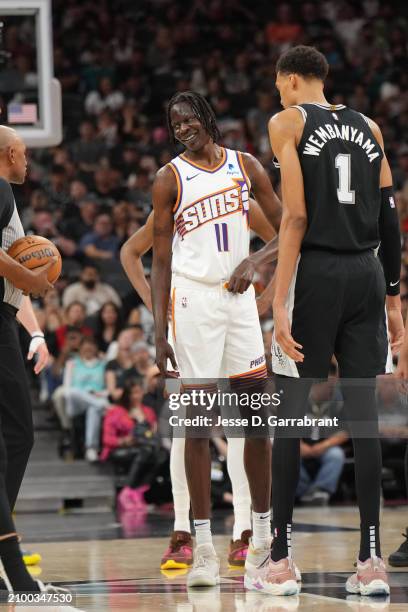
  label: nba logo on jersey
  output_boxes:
[389,196,395,208]
[181,296,187,308]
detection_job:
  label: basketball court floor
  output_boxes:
[4,505,407,611]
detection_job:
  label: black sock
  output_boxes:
[359,524,381,562]
[271,523,293,562]
[271,377,310,562]
[0,537,40,592]
[340,382,382,562]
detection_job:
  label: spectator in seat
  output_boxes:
[104,326,142,361]
[296,375,349,505]
[94,301,124,354]
[62,265,121,316]
[126,168,152,211]
[64,337,108,462]
[265,3,303,46]
[51,326,84,424]
[43,164,71,211]
[69,120,107,174]
[101,379,164,512]
[79,212,121,261]
[130,341,153,377]
[69,180,88,205]
[142,365,164,414]
[85,76,125,116]
[58,198,100,244]
[105,337,140,403]
[53,302,93,355]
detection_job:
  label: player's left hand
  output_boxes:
[387,308,405,355]
[27,335,49,375]
[227,257,256,294]
[273,304,304,362]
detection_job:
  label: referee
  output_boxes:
[0,126,62,593]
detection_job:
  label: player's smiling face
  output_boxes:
[170,102,211,152]
[276,72,297,109]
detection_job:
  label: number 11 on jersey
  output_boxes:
[215,223,229,252]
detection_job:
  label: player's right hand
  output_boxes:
[273,304,304,362]
[155,337,179,378]
[21,259,55,297]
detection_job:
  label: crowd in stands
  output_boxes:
[5,0,408,507]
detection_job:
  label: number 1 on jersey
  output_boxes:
[335,153,355,204]
[215,223,229,252]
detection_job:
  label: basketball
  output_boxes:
[7,235,62,284]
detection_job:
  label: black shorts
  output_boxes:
[271,249,388,378]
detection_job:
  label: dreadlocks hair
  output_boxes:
[166,91,222,146]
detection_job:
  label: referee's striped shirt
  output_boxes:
[0,177,24,309]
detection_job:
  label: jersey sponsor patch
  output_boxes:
[227,163,240,176]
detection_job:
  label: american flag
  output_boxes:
[7,103,38,124]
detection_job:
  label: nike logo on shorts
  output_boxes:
[186,173,200,181]
[390,280,400,287]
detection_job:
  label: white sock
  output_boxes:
[252,509,271,550]
[193,519,213,547]
[170,438,191,533]
[227,437,251,541]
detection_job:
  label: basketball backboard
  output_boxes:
[0,0,62,147]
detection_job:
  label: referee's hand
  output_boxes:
[23,260,55,297]
[27,337,49,374]
[273,304,304,362]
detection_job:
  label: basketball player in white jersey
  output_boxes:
[152,92,282,587]
[121,201,278,569]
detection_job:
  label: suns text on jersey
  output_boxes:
[177,183,249,235]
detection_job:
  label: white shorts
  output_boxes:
[170,275,266,379]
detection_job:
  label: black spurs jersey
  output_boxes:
[295,103,383,253]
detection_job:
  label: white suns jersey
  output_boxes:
[169,147,250,283]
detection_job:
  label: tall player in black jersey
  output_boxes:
[254,46,403,596]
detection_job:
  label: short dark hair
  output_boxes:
[121,378,144,410]
[166,91,221,145]
[276,45,329,81]
[80,336,97,348]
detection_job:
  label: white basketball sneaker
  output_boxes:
[187,544,220,588]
